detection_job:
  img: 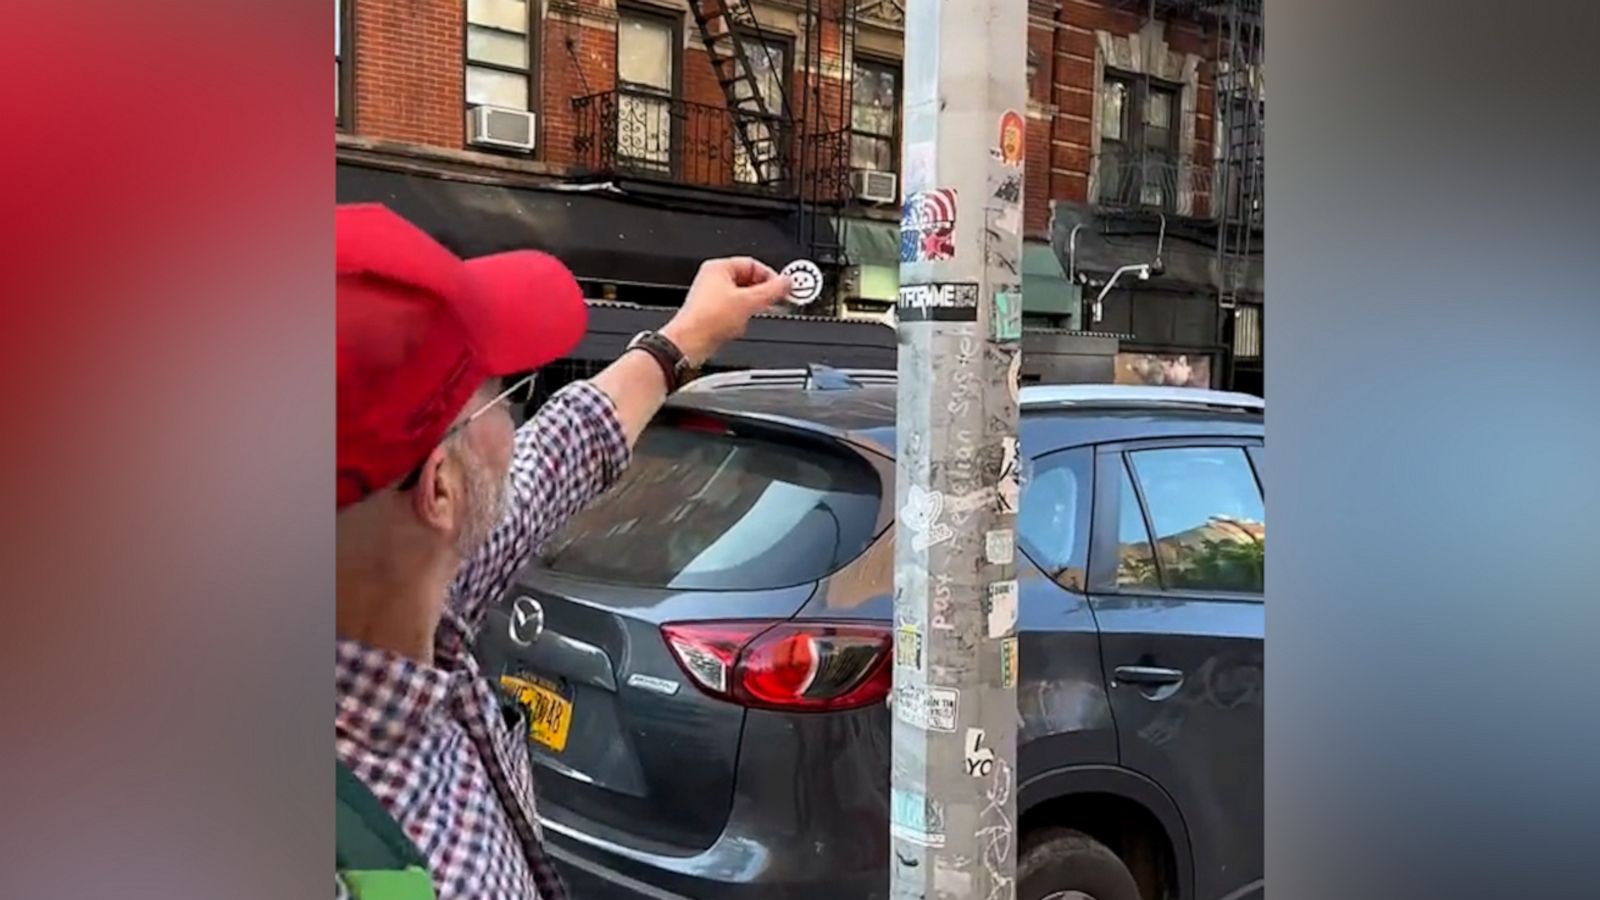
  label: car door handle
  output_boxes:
[1114,665,1185,686]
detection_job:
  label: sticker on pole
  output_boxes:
[900,189,958,262]
[780,259,823,306]
[964,728,996,778]
[995,110,1026,168]
[1000,636,1019,689]
[891,787,947,847]
[984,529,1015,566]
[896,624,924,672]
[985,580,1019,639]
[897,282,979,323]
[991,286,1024,342]
[895,682,959,732]
[900,484,955,551]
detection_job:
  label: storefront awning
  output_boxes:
[337,163,821,289]
[836,217,901,303]
[1021,243,1080,317]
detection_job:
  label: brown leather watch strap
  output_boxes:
[626,331,687,392]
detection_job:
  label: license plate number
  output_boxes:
[499,675,573,753]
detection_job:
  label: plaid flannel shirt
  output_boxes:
[336,381,630,900]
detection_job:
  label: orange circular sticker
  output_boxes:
[998,110,1025,167]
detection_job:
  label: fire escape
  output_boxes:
[1212,0,1263,312]
[686,0,794,189]
[1098,0,1264,384]
[568,0,882,310]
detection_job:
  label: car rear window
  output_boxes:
[539,423,884,590]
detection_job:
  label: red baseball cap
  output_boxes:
[337,203,586,508]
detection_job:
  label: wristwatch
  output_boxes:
[626,331,697,393]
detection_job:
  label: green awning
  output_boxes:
[838,217,901,267]
[1021,242,1080,317]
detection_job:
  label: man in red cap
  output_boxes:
[334,203,790,900]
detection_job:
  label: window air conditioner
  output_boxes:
[467,105,536,152]
[850,168,899,205]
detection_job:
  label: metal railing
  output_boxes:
[572,89,795,194]
[1094,145,1218,218]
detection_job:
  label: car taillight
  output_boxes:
[661,621,892,712]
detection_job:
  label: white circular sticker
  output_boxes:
[780,259,823,306]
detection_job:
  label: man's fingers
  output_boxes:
[711,256,780,287]
[737,275,792,307]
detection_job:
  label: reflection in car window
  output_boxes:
[1016,448,1091,590]
[1116,462,1160,590]
[1128,447,1265,594]
[539,425,882,591]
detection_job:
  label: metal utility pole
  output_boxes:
[890,0,1026,896]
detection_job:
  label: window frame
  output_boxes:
[615,4,684,99]
[336,0,354,130]
[463,0,538,120]
[1087,437,1264,602]
[849,55,902,175]
[1014,445,1095,594]
[735,28,792,117]
[1097,69,1184,212]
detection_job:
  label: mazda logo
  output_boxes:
[508,596,545,647]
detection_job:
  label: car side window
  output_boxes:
[1127,446,1265,594]
[1016,447,1092,591]
[1115,460,1161,590]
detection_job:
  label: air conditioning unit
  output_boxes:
[850,168,899,205]
[467,105,536,152]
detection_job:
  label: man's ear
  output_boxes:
[409,445,458,534]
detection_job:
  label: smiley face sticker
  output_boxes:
[781,259,824,306]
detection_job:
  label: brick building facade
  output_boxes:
[335,0,1263,392]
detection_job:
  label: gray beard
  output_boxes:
[455,446,509,559]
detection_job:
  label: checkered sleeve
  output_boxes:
[447,380,630,637]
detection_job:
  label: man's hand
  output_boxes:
[659,257,791,366]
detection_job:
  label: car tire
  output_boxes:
[1019,827,1143,900]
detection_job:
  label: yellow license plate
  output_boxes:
[499,675,573,753]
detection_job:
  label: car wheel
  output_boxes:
[1019,827,1143,900]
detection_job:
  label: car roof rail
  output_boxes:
[1019,384,1264,412]
[680,366,899,393]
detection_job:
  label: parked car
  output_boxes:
[475,369,1264,900]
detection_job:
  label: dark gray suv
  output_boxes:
[476,371,1264,900]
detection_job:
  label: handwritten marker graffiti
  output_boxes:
[901,189,959,262]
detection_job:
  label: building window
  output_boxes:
[335,0,350,127]
[1097,71,1181,211]
[616,8,680,172]
[850,58,899,173]
[466,0,533,112]
[733,35,790,184]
